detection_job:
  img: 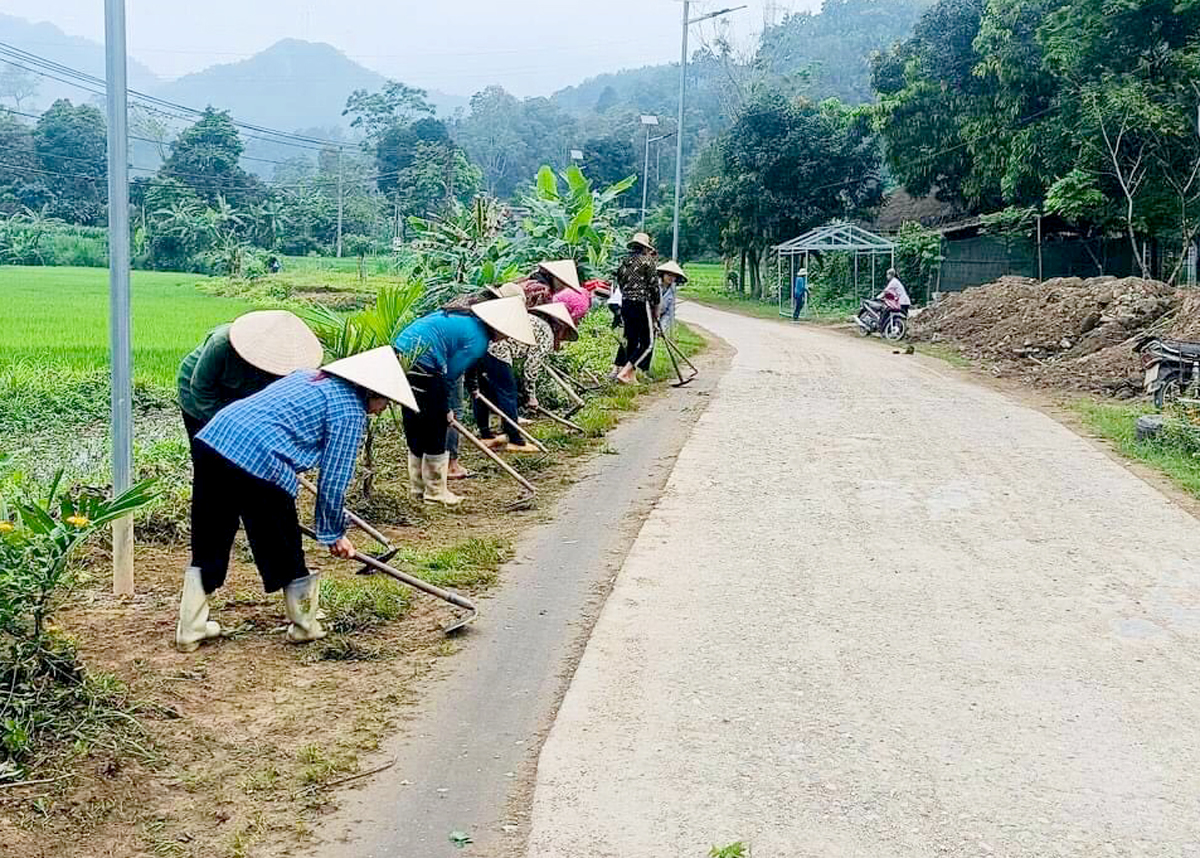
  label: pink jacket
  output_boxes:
[553,286,592,324]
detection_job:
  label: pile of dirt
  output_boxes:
[911,275,1187,394]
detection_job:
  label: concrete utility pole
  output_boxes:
[104,0,134,596]
[336,146,344,258]
[672,2,747,262]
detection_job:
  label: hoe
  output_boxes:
[300,525,478,634]
[297,474,396,576]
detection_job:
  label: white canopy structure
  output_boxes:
[773,223,896,317]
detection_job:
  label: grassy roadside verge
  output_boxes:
[1076,401,1200,499]
[3,305,707,858]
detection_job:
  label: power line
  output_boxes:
[0,43,347,151]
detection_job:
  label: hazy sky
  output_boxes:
[4,0,818,97]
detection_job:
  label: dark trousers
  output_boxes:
[472,354,521,440]
[792,293,807,320]
[621,300,655,372]
[446,377,464,459]
[402,368,450,457]
[189,440,307,594]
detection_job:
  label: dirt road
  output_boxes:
[525,303,1200,857]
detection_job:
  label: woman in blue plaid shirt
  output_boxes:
[176,347,417,653]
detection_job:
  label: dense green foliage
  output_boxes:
[685,92,883,295]
[873,0,1200,280]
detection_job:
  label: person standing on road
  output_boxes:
[792,267,809,321]
[177,310,324,443]
[614,232,660,385]
[176,347,417,653]
[392,297,536,506]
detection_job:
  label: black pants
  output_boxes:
[189,441,307,594]
[471,354,521,441]
[402,367,450,457]
[792,293,807,320]
[621,300,655,372]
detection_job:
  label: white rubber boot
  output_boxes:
[407,452,425,500]
[175,566,221,653]
[284,573,327,643]
[422,453,463,506]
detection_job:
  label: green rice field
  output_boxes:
[1,266,251,388]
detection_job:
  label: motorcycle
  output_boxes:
[856,294,908,341]
[1134,336,1200,407]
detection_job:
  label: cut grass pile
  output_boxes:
[1077,400,1200,498]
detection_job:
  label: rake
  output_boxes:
[297,475,397,576]
[299,525,477,634]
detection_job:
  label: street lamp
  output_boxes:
[671,2,747,260]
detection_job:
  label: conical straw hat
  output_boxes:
[628,232,655,251]
[531,301,579,341]
[656,260,688,282]
[322,346,418,411]
[485,282,524,299]
[538,260,584,293]
[229,310,324,376]
[471,295,537,346]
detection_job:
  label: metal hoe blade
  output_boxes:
[301,525,477,634]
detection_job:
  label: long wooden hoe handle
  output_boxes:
[474,392,549,452]
[544,364,587,408]
[449,417,537,495]
[298,525,476,613]
[297,474,393,549]
[533,404,585,433]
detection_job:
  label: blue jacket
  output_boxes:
[393,311,491,405]
[793,276,808,299]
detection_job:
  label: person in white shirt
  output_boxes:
[882,268,912,309]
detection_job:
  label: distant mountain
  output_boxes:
[151,39,466,132]
[0,13,161,111]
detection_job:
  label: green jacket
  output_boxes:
[178,324,276,424]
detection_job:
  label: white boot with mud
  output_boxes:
[175,566,221,653]
[284,573,327,643]
[407,452,425,499]
[422,453,463,506]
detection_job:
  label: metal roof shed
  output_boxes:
[773,223,896,317]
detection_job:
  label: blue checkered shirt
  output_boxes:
[197,370,367,544]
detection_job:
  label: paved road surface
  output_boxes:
[317,344,724,857]
[525,303,1200,858]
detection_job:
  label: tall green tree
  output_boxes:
[687,91,883,294]
[33,99,107,224]
[160,108,265,208]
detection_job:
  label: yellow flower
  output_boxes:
[0,521,13,533]
[65,515,91,528]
